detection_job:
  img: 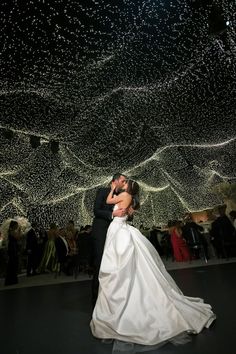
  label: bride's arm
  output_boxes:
[106,189,125,205]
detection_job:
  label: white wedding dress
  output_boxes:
[90,208,216,351]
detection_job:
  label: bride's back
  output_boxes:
[116,192,132,210]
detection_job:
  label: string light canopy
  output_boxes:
[0,0,235,227]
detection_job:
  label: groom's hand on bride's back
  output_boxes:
[112,208,127,217]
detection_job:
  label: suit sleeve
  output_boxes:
[26,230,32,250]
[93,188,113,221]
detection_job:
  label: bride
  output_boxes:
[90,179,216,350]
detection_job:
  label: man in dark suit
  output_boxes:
[26,222,39,276]
[149,226,163,256]
[210,205,235,258]
[91,173,127,307]
[182,214,209,260]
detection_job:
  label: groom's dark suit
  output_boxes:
[91,187,113,306]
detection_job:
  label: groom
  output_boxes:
[91,173,127,307]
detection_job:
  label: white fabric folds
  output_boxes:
[90,213,216,351]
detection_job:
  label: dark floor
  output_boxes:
[0,263,235,354]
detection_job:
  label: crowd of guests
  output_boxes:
[147,205,236,263]
[1,204,236,286]
[0,219,93,286]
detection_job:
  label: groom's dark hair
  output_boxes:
[112,173,127,181]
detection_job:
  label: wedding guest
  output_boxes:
[26,221,39,276]
[210,205,235,258]
[149,226,163,255]
[37,227,47,261]
[169,220,191,262]
[65,224,78,257]
[38,223,58,273]
[229,210,236,229]
[182,213,209,260]
[5,220,21,286]
[54,230,69,274]
[65,222,78,276]
[66,220,79,242]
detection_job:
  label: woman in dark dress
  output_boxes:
[5,220,21,286]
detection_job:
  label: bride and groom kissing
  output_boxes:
[90,173,216,350]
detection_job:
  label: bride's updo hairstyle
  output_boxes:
[126,180,140,210]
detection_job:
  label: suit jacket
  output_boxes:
[91,187,113,244]
[26,228,38,252]
[55,236,68,263]
[182,222,206,244]
[211,215,235,242]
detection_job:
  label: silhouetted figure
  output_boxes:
[229,210,236,230]
[182,214,209,260]
[210,205,235,258]
[149,226,163,255]
[26,222,39,276]
[5,220,21,286]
